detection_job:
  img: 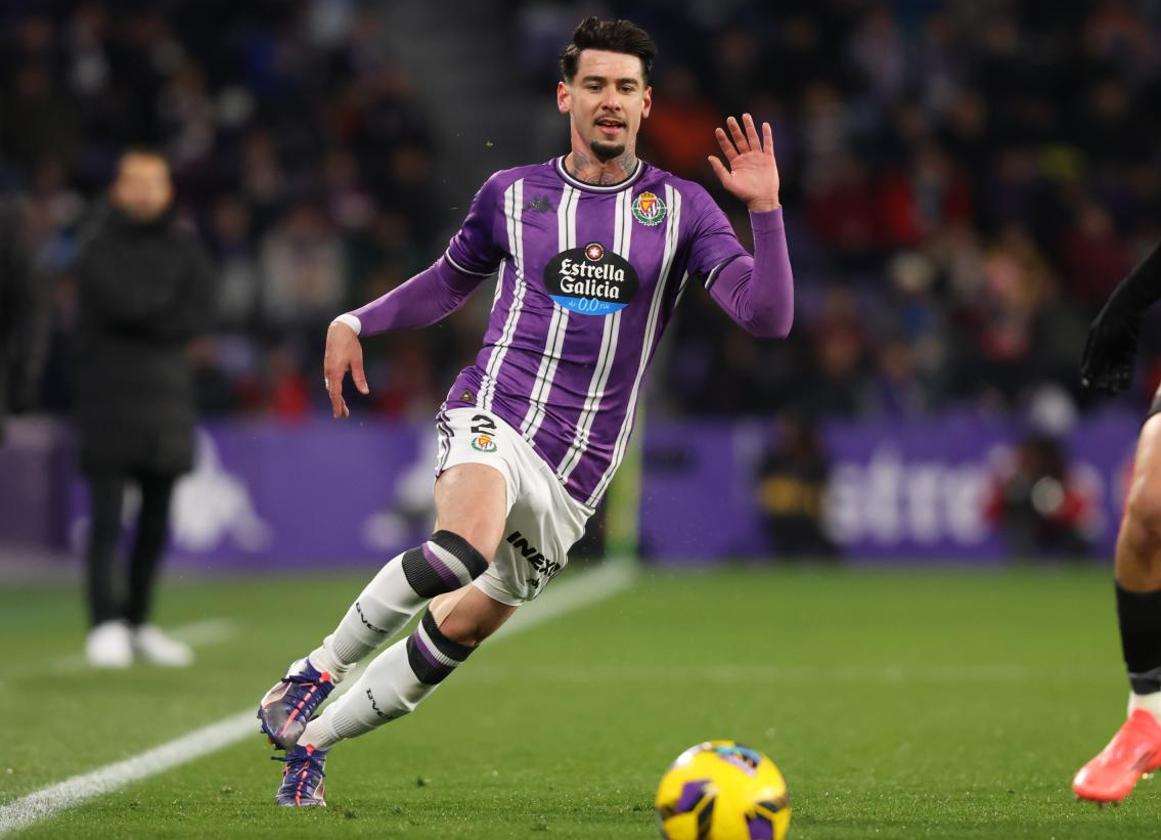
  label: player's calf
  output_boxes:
[1118,491,1161,591]
[1075,418,1161,802]
[315,529,490,670]
[1115,421,1161,719]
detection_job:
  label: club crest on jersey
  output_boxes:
[471,433,497,453]
[631,191,667,226]
[543,241,640,316]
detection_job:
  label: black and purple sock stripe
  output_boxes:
[402,530,488,598]
[406,610,475,685]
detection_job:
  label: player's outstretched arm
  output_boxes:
[319,170,503,419]
[708,113,780,212]
[321,255,489,419]
[700,113,793,339]
[324,319,368,419]
[1082,239,1161,394]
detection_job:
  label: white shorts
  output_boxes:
[434,406,593,606]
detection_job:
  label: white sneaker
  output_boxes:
[86,620,133,669]
[132,625,194,667]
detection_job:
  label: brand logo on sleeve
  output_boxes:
[631,191,667,226]
[543,241,639,316]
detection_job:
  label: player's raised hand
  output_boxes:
[708,113,780,212]
[323,320,370,419]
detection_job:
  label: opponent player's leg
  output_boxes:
[258,462,506,751]
[1074,411,1161,802]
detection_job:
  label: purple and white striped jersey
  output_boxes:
[440,157,750,508]
[350,155,793,509]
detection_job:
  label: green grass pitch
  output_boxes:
[2,564,1159,838]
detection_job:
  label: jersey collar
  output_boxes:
[555,156,645,193]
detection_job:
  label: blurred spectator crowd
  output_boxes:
[4,0,1161,427]
[518,0,1161,427]
[2,0,453,421]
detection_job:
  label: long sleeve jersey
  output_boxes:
[348,157,794,508]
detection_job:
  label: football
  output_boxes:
[655,740,791,840]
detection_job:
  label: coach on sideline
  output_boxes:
[73,148,216,669]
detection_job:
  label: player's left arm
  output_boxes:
[699,113,793,339]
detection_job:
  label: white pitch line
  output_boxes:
[47,618,238,675]
[0,562,636,836]
[0,712,258,835]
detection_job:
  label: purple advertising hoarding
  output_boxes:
[59,420,434,570]
[0,411,1141,569]
[640,412,1136,565]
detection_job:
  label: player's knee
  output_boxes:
[445,525,498,566]
[1125,479,1161,541]
[401,530,490,598]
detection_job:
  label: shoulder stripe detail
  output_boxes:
[444,249,495,277]
[586,183,682,506]
[480,179,526,411]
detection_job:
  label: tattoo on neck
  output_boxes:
[567,150,638,186]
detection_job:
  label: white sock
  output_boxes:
[319,532,489,667]
[304,639,354,683]
[326,557,423,665]
[1129,691,1161,721]
[301,640,426,749]
[300,610,475,749]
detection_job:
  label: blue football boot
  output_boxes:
[274,744,328,807]
[257,659,335,749]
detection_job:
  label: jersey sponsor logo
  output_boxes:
[631,190,667,226]
[543,241,639,316]
[506,530,563,581]
[525,195,552,212]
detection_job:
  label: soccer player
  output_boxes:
[257,17,794,807]
[1073,239,1161,803]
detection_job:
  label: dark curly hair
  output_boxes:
[559,17,656,84]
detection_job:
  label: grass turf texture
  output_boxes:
[1,565,1157,838]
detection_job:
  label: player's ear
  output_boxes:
[557,80,571,114]
[641,86,652,119]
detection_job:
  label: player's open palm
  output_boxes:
[324,320,370,418]
[709,113,780,212]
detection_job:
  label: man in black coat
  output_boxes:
[0,194,47,444]
[74,148,216,668]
